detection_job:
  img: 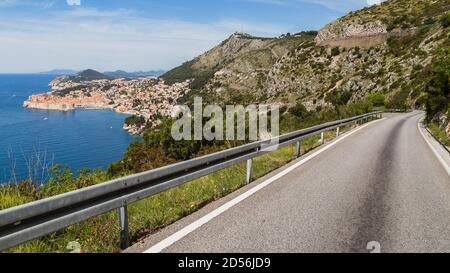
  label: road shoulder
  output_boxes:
[418,120,450,176]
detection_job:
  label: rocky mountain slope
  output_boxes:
[265,0,449,130]
[162,32,316,104]
[162,0,450,136]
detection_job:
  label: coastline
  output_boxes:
[23,74,191,136]
[22,99,145,135]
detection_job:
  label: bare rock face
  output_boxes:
[315,20,387,44]
[191,32,268,71]
[434,111,450,138]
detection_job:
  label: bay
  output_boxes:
[0,74,137,184]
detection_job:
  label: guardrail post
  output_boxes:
[320,132,325,145]
[336,127,340,138]
[296,141,301,158]
[118,206,130,249]
[246,159,253,184]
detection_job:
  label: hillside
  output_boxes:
[162,32,316,104]
[316,0,450,44]
[162,0,450,136]
[266,0,449,131]
[104,70,166,78]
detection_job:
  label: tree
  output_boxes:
[144,118,201,161]
[386,89,408,110]
[425,47,450,121]
[331,47,340,56]
[368,92,386,107]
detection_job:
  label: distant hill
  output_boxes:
[51,69,112,84]
[74,69,112,81]
[41,69,165,78]
[39,69,78,75]
[104,70,166,78]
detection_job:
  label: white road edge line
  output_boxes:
[143,118,387,253]
[418,119,450,177]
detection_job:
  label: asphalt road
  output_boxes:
[132,111,450,253]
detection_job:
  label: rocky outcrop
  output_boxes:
[123,123,146,135]
[315,20,419,49]
[433,111,450,137]
[315,20,387,44]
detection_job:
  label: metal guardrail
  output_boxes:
[0,111,382,251]
[383,109,414,113]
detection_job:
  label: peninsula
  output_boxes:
[24,69,191,134]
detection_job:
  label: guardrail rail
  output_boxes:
[0,111,382,251]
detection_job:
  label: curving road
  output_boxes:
[129,111,450,253]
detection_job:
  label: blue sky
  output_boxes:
[0,0,380,73]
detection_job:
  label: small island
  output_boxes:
[24,69,191,135]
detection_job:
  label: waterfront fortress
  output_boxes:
[24,93,110,111]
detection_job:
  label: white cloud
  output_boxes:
[241,0,384,13]
[241,0,290,6]
[0,8,287,73]
[366,0,384,5]
[0,1,387,73]
[0,0,16,6]
[0,0,54,8]
[296,0,365,12]
[66,0,81,6]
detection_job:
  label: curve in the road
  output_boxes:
[139,112,450,253]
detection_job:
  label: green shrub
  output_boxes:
[425,47,450,121]
[428,123,450,146]
[331,47,340,56]
[288,103,310,118]
[368,92,386,107]
[325,90,353,106]
[440,13,450,28]
[386,89,409,110]
[124,115,146,127]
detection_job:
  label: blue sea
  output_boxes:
[0,74,137,184]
